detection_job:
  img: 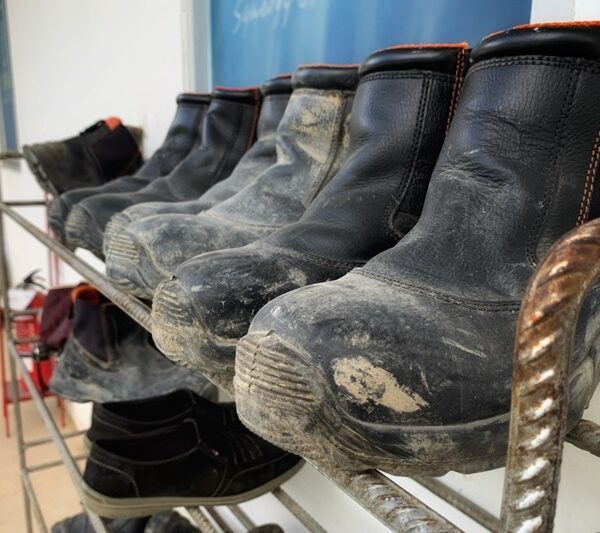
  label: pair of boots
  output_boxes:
[50,80,290,256]
[145,22,600,477]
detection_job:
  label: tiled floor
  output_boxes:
[0,399,87,532]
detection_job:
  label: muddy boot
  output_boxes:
[23,117,142,197]
[49,94,210,242]
[109,65,358,299]
[49,285,217,403]
[149,45,468,388]
[234,23,600,476]
[65,87,261,257]
[103,74,293,254]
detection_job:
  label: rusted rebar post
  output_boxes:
[501,218,600,532]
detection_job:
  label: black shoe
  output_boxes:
[103,75,293,257]
[48,94,210,242]
[51,513,149,533]
[23,117,142,197]
[82,419,303,518]
[49,285,217,403]
[151,45,466,388]
[235,23,600,476]
[143,511,199,533]
[65,87,261,258]
[86,390,241,444]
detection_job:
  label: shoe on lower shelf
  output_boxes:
[82,418,303,518]
[86,390,242,446]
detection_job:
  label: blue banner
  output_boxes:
[211,0,532,87]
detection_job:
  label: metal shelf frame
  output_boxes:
[1,151,599,532]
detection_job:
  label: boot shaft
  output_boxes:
[256,74,293,137]
[196,74,293,207]
[267,44,468,262]
[368,22,600,300]
[166,86,261,193]
[70,286,144,368]
[209,64,359,226]
[137,93,211,179]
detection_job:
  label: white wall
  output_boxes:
[3,1,600,532]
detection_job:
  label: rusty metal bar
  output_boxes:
[329,469,461,532]
[501,218,600,532]
[204,507,232,532]
[5,200,47,207]
[565,418,600,458]
[24,428,87,448]
[415,477,500,532]
[0,202,152,330]
[228,505,256,529]
[186,507,222,533]
[0,151,22,160]
[0,197,466,532]
[21,471,49,533]
[8,340,109,533]
[271,487,327,533]
[27,454,88,473]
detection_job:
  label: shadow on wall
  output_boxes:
[210,0,532,86]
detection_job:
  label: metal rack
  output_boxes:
[1,150,599,532]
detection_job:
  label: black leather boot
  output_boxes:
[149,45,468,387]
[235,23,600,476]
[103,75,292,256]
[65,87,261,257]
[48,93,210,243]
[23,117,143,197]
[49,285,217,403]
[110,65,358,298]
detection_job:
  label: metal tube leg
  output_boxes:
[0,189,33,531]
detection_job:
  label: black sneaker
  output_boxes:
[23,117,143,197]
[82,419,303,518]
[86,390,241,445]
[51,512,149,533]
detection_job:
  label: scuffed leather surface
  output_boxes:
[103,92,290,251]
[166,64,457,355]
[244,52,600,463]
[113,87,354,292]
[48,97,208,240]
[65,91,259,253]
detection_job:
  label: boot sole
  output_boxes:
[81,459,304,518]
[22,146,60,197]
[152,280,237,392]
[234,331,600,477]
[65,205,105,258]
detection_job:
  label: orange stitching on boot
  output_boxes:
[382,42,469,50]
[483,20,600,41]
[244,88,261,151]
[445,48,467,133]
[514,20,600,30]
[577,128,600,225]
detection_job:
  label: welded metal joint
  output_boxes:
[501,218,600,532]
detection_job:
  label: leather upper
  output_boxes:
[361,44,468,76]
[472,22,600,63]
[262,74,293,95]
[137,93,210,178]
[293,64,359,90]
[70,86,262,243]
